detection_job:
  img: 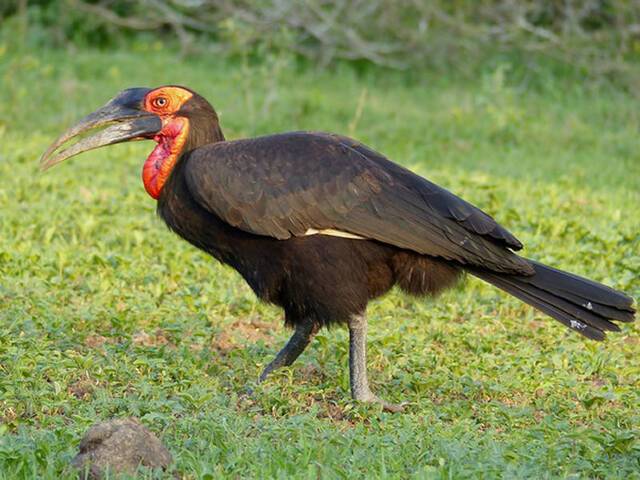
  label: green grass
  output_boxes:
[0,41,639,479]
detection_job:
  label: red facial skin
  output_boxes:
[141,88,193,199]
[142,117,189,199]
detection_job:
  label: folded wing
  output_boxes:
[184,131,533,275]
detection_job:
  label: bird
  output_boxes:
[41,85,635,412]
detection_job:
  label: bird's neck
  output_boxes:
[185,116,225,151]
[142,116,225,200]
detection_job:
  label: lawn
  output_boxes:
[0,43,639,479]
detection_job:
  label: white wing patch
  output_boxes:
[304,228,366,240]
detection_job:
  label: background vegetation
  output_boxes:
[1,1,639,478]
[3,0,640,82]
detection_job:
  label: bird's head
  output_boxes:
[40,85,224,199]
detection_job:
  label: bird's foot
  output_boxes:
[353,390,407,413]
[257,366,274,384]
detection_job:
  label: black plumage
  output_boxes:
[185,132,531,274]
[160,155,465,327]
[41,86,636,411]
[163,128,634,337]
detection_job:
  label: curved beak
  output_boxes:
[40,87,162,170]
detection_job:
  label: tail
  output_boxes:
[470,259,635,341]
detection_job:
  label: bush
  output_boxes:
[2,0,640,81]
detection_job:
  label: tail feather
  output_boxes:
[557,289,635,323]
[470,259,635,341]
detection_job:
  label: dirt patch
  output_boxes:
[319,401,351,425]
[132,329,173,348]
[68,379,96,400]
[298,363,325,382]
[527,319,545,331]
[84,335,110,348]
[68,373,103,400]
[302,393,360,427]
[233,318,274,343]
[500,392,530,408]
[211,318,275,353]
[211,330,235,354]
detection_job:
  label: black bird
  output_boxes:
[41,86,635,411]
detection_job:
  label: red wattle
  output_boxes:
[142,118,188,199]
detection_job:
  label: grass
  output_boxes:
[0,40,639,479]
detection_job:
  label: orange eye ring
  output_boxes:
[153,96,168,109]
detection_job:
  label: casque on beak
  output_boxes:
[40,87,162,170]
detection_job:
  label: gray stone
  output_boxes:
[72,417,172,479]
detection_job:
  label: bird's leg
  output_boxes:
[348,313,405,413]
[258,321,319,382]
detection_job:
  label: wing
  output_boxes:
[323,133,524,250]
[184,132,533,275]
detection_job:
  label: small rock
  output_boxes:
[72,417,172,479]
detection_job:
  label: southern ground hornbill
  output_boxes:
[41,86,635,411]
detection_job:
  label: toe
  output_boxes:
[381,401,407,413]
[354,391,407,413]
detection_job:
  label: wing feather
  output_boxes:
[184,131,533,275]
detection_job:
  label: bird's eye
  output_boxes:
[153,97,168,108]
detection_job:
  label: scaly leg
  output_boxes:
[348,313,405,412]
[258,321,319,382]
